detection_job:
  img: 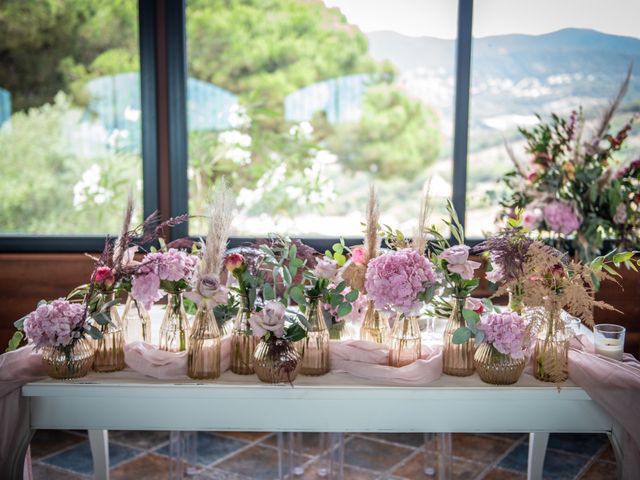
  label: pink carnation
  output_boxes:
[23,298,86,349]
[543,201,581,235]
[351,247,367,265]
[479,311,527,359]
[364,249,438,315]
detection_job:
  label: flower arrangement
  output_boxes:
[478,311,528,359]
[21,299,89,350]
[499,70,640,261]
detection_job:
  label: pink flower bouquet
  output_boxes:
[478,311,528,359]
[21,299,90,350]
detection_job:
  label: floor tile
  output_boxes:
[32,463,84,480]
[155,432,248,466]
[392,451,485,480]
[214,444,281,479]
[481,467,526,480]
[344,436,414,472]
[263,432,328,456]
[110,453,171,480]
[547,433,609,458]
[31,430,85,460]
[362,433,424,448]
[580,461,618,479]
[110,430,170,450]
[499,443,589,479]
[198,467,255,479]
[42,440,140,476]
[452,433,513,464]
[297,460,379,480]
[217,431,271,442]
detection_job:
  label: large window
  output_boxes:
[186,0,457,238]
[0,0,143,235]
[465,0,640,237]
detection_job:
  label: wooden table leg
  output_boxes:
[527,432,549,480]
[88,429,110,480]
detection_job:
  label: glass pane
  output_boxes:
[186,0,456,239]
[0,1,143,234]
[466,0,640,237]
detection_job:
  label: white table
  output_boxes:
[18,368,623,480]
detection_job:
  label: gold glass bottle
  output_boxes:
[93,290,126,372]
[359,300,390,344]
[474,343,525,385]
[297,296,330,375]
[43,337,95,380]
[389,314,422,367]
[230,294,258,374]
[534,297,568,382]
[188,304,221,379]
[254,337,302,383]
[442,296,475,376]
[159,292,190,352]
[121,293,151,344]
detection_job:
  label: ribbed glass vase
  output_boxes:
[230,294,258,375]
[474,343,525,385]
[534,298,568,382]
[188,304,221,379]
[359,300,390,344]
[42,337,94,380]
[442,296,475,376]
[253,336,302,383]
[93,290,125,372]
[389,314,421,367]
[121,293,151,344]
[296,296,330,376]
[159,292,190,352]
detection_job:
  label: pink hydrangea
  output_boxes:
[479,311,527,359]
[364,249,438,315]
[23,299,86,349]
[543,201,581,235]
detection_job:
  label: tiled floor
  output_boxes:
[30,430,617,479]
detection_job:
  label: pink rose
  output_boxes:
[486,263,504,283]
[522,209,542,229]
[224,253,245,273]
[447,260,481,280]
[313,257,339,280]
[351,246,367,265]
[94,266,116,289]
[465,297,484,314]
[440,245,470,265]
[527,171,538,182]
[249,301,286,338]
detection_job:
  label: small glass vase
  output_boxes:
[389,314,422,367]
[188,304,221,379]
[42,337,94,380]
[508,283,524,315]
[473,343,525,385]
[159,292,190,352]
[296,296,330,375]
[93,290,125,372]
[359,300,390,344]
[230,294,258,375]
[534,298,568,382]
[329,321,347,340]
[121,293,151,344]
[253,336,302,383]
[442,296,475,376]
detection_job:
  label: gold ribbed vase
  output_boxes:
[188,305,221,379]
[43,337,94,380]
[296,297,330,376]
[254,337,302,383]
[442,297,475,376]
[93,291,125,372]
[230,296,258,375]
[389,315,421,367]
[359,300,390,344]
[473,343,525,385]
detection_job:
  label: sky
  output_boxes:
[323,0,640,39]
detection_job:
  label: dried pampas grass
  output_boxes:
[201,178,234,276]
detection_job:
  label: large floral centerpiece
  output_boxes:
[499,71,639,261]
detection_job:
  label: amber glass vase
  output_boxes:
[442,296,475,376]
[359,300,390,344]
[534,298,568,382]
[43,337,94,380]
[389,314,421,367]
[474,343,525,385]
[159,292,190,352]
[93,290,125,372]
[188,304,221,379]
[254,336,302,383]
[297,296,330,375]
[122,293,151,344]
[230,294,258,374]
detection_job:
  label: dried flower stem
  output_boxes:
[364,185,380,261]
[201,178,234,276]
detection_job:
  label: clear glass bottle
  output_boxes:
[188,304,221,379]
[230,294,258,374]
[474,342,525,385]
[442,296,475,376]
[359,300,390,344]
[93,290,126,372]
[534,297,568,382]
[121,293,151,344]
[253,336,302,383]
[159,292,190,352]
[43,337,95,380]
[389,314,422,367]
[297,296,330,375]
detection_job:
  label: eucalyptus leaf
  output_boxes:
[332,243,343,254]
[345,289,359,302]
[334,281,347,293]
[337,302,352,317]
[92,311,111,325]
[462,308,480,328]
[13,317,25,330]
[451,327,472,344]
[6,331,23,352]
[263,283,276,301]
[334,253,346,266]
[289,284,307,306]
[282,266,292,285]
[329,294,342,308]
[85,325,103,340]
[474,330,485,347]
